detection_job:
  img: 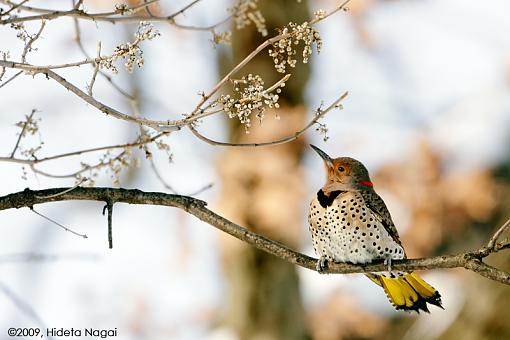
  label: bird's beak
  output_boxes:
[310,144,333,168]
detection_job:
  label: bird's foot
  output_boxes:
[316,256,328,274]
[384,257,392,272]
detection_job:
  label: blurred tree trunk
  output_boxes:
[216,1,311,339]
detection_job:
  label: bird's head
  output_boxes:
[310,144,374,194]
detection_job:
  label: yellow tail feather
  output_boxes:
[405,273,437,299]
[368,273,443,313]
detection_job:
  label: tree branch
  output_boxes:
[1,132,167,165]
[188,91,347,147]
[0,0,224,30]
[0,0,351,141]
[9,108,36,158]
[1,187,508,285]
[0,0,157,24]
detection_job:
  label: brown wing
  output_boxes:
[361,190,404,250]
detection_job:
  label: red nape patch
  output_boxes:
[359,180,373,187]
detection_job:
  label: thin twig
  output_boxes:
[148,156,213,196]
[34,178,87,199]
[2,132,167,179]
[21,19,46,63]
[0,1,350,133]
[189,91,348,147]
[0,58,97,71]
[28,150,127,179]
[264,73,291,93]
[10,109,36,158]
[30,207,88,238]
[187,183,214,196]
[102,200,113,249]
[72,17,134,100]
[87,41,101,96]
[0,0,159,24]
[149,157,177,194]
[166,0,201,19]
[188,73,292,122]
[0,70,22,88]
[1,0,29,16]
[0,0,223,29]
[310,0,351,25]
[488,218,510,250]
[188,0,351,119]
[1,132,166,165]
[1,0,61,14]
[1,0,351,157]
[0,60,344,144]
[72,0,83,10]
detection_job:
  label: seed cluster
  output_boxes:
[9,22,30,42]
[212,30,232,45]
[313,103,330,141]
[114,3,135,16]
[75,131,165,187]
[99,22,160,74]
[229,0,267,36]
[13,111,44,161]
[315,123,329,142]
[269,22,322,73]
[314,9,326,20]
[79,148,136,187]
[218,74,284,131]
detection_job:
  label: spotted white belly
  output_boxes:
[308,191,404,264]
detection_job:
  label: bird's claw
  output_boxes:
[384,257,392,272]
[316,256,328,274]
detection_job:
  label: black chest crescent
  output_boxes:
[317,189,343,208]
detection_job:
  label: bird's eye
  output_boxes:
[338,166,345,172]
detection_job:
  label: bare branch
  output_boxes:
[310,0,351,25]
[86,42,101,96]
[0,59,346,148]
[28,150,128,179]
[1,0,30,17]
[0,1,351,136]
[30,207,88,239]
[34,178,88,199]
[487,218,510,250]
[1,132,167,166]
[1,187,508,285]
[189,91,348,147]
[0,70,22,88]
[10,108,36,158]
[148,156,213,196]
[0,0,223,30]
[0,0,159,24]
[0,58,96,71]
[72,17,134,100]
[7,65,174,129]
[20,19,46,63]
[187,1,351,120]
[170,0,201,17]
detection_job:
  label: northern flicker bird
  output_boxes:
[308,144,443,312]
